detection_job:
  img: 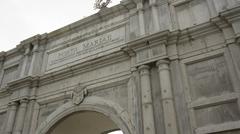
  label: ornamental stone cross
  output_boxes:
[71,84,88,105]
[94,0,112,9]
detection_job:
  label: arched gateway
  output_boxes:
[36,96,133,134]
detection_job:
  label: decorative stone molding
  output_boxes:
[7,76,39,91]
[20,99,29,106]
[122,47,136,57]
[5,101,18,134]
[8,101,18,109]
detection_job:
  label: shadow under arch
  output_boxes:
[35,96,134,134]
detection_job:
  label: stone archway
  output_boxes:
[48,111,121,134]
[36,96,134,134]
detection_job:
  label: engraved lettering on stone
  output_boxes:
[47,27,125,70]
[71,84,88,105]
[50,35,112,66]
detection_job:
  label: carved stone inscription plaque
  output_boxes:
[46,27,125,70]
[186,56,233,100]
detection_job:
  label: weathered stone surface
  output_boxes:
[186,56,233,100]
[46,27,126,71]
[0,0,240,134]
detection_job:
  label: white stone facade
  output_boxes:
[1,0,240,134]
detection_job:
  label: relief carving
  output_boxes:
[71,84,88,105]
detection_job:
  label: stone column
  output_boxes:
[23,87,38,134]
[5,102,18,134]
[28,43,39,76]
[138,65,156,134]
[156,60,179,134]
[29,102,40,134]
[20,46,30,77]
[137,3,146,36]
[13,99,28,134]
[150,0,160,32]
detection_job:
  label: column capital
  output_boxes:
[138,65,150,70]
[156,60,170,72]
[156,59,170,66]
[32,43,39,53]
[8,101,18,107]
[149,0,157,7]
[23,46,31,56]
[131,67,138,72]
[138,65,150,76]
[20,99,29,104]
[137,3,144,11]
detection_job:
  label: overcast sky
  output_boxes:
[0,0,121,52]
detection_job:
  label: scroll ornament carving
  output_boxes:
[71,84,88,105]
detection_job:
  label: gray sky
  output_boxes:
[0,0,121,52]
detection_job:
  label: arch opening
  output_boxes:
[47,111,124,134]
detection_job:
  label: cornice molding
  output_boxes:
[7,76,39,91]
[126,30,170,49]
[177,22,221,43]
[125,18,225,49]
[220,6,240,23]
[0,87,10,98]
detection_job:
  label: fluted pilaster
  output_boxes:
[137,3,146,36]
[139,65,156,134]
[20,47,30,77]
[13,99,29,134]
[5,102,18,134]
[156,60,179,134]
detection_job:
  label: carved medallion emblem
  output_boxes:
[94,0,112,9]
[71,84,88,105]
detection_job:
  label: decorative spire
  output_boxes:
[94,0,112,9]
